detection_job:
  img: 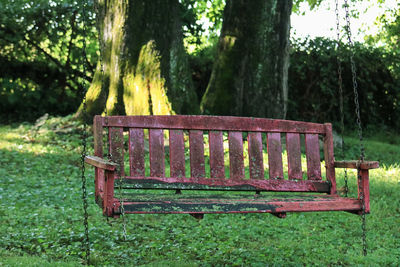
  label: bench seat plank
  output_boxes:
[116,176,331,192]
[117,193,362,214]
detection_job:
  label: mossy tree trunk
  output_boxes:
[200,0,292,119]
[79,0,198,120]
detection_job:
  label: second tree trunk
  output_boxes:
[201,0,292,119]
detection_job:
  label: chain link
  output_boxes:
[335,0,349,197]
[80,0,90,264]
[343,0,367,255]
[118,166,127,240]
[343,0,365,161]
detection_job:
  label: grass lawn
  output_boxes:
[0,116,399,266]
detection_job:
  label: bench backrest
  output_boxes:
[93,115,337,194]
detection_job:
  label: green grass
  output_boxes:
[0,116,399,266]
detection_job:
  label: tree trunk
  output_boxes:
[200,0,292,119]
[79,0,198,120]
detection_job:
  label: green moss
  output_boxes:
[200,35,238,115]
[123,41,173,115]
[105,2,127,115]
[123,68,151,115]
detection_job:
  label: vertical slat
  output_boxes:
[267,133,284,179]
[94,115,103,157]
[93,116,104,201]
[359,169,370,213]
[104,170,116,217]
[286,133,302,180]
[189,130,205,178]
[129,128,145,177]
[323,123,336,194]
[169,130,186,178]
[248,132,264,179]
[149,129,165,177]
[109,127,124,176]
[305,134,322,180]
[229,131,244,179]
[209,131,225,178]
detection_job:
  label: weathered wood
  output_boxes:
[334,161,379,170]
[117,193,363,214]
[189,130,205,178]
[267,133,284,179]
[358,169,370,213]
[149,129,165,177]
[86,115,376,218]
[93,116,105,204]
[229,131,245,179]
[94,115,104,157]
[85,155,117,171]
[324,123,336,194]
[118,176,331,192]
[248,132,264,179]
[129,128,145,177]
[305,134,321,180]
[102,115,327,134]
[209,131,225,178]
[286,133,302,180]
[169,130,186,178]
[109,127,124,176]
[104,170,116,217]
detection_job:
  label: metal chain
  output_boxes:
[343,0,365,161]
[335,0,349,197]
[80,0,90,264]
[118,166,127,240]
[343,0,367,256]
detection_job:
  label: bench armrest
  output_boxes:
[85,155,118,217]
[85,155,118,171]
[334,160,379,170]
[334,160,378,214]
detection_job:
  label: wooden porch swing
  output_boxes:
[84,116,378,218]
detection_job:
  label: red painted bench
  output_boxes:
[85,115,378,218]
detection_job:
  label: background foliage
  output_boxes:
[1,0,399,130]
[288,37,400,130]
[0,0,98,122]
